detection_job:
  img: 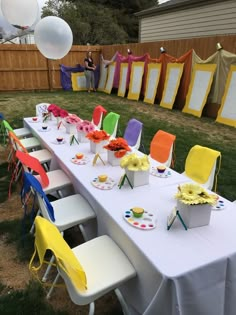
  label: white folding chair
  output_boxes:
[30,216,136,315]
[16,150,73,198]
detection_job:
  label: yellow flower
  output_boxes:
[175,183,216,205]
[140,155,150,171]
[120,155,130,168]
[120,153,150,171]
[127,156,141,171]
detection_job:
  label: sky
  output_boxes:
[0,0,47,35]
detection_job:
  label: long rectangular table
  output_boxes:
[24,117,236,315]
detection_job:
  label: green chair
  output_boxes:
[102,112,120,138]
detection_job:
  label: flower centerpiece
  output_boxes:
[120,153,150,187]
[104,138,131,166]
[47,104,68,125]
[175,183,217,228]
[86,130,110,154]
[76,120,95,142]
[64,114,81,134]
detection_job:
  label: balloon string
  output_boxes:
[52,63,55,89]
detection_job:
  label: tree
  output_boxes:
[42,0,156,44]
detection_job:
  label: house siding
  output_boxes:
[139,0,236,42]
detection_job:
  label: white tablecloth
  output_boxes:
[24,118,236,315]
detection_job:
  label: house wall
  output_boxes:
[139,0,236,42]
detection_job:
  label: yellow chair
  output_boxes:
[30,216,136,315]
[183,145,221,191]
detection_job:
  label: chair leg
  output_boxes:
[43,162,49,172]
[114,288,130,315]
[78,223,89,242]
[88,302,95,315]
[46,272,60,299]
[57,190,64,199]
[42,255,55,282]
[29,209,40,234]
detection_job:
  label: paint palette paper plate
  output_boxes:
[91,177,116,190]
[150,167,171,178]
[38,127,51,132]
[51,139,66,145]
[29,118,40,123]
[71,156,89,165]
[123,209,156,230]
[212,198,225,211]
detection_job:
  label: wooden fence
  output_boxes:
[0,34,236,92]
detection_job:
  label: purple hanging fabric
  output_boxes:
[124,118,143,147]
[60,64,100,90]
[60,64,84,90]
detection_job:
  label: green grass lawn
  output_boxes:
[1,90,235,201]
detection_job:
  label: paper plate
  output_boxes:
[123,209,156,230]
[38,127,51,132]
[212,198,225,211]
[51,139,66,145]
[71,156,89,165]
[150,167,171,178]
[29,118,40,123]
[91,177,116,190]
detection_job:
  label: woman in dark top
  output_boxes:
[84,51,96,93]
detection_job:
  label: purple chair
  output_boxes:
[123,118,143,150]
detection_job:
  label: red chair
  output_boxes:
[91,105,107,129]
[16,150,72,198]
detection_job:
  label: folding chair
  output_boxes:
[8,131,52,191]
[149,130,176,168]
[91,105,107,129]
[123,118,143,151]
[16,150,73,198]
[102,112,120,138]
[30,216,136,315]
[35,103,50,118]
[22,173,95,234]
[183,145,221,191]
[2,119,32,140]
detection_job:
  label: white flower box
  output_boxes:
[65,122,77,134]
[125,169,149,187]
[107,150,123,166]
[90,140,108,154]
[177,200,212,228]
[77,131,89,143]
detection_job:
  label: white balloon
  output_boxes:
[34,16,73,60]
[1,0,39,28]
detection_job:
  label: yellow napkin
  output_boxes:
[29,216,87,291]
[185,145,221,186]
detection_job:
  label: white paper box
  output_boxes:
[177,200,212,228]
[65,122,77,134]
[125,169,149,187]
[77,131,89,143]
[107,150,123,166]
[90,140,108,154]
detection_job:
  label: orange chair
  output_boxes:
[149,130,176,168]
